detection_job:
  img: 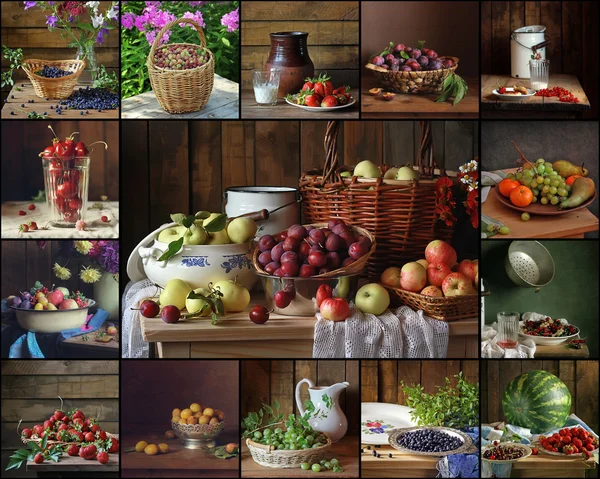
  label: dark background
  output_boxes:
[1,120,119,201]
[361,1,480,78]
[481,121,599,237]
[481,0,599,118]
[481,240,599,358]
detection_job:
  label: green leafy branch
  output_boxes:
[209,445,238,459]
[183,285,225,325]
[5,435,62,471]
[436,73,468,106]
[1,46,24,88]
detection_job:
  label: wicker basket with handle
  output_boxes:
[246,436,331,468]
[147,17,214,114]
[22,59,85,99]
[299,121,455,278]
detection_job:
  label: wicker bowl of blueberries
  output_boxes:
[22,59,85,99]
[387,427,476,456]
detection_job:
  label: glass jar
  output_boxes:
[42,157,90,227]
[497,312,520,349]
[76,43,97,84]
[252,69,280,106]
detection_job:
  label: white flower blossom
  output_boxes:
[86,1,100,14]
[106,5,118,20]
[91,13,104,28]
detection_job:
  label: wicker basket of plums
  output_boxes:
[365,42,458,94]
[482,443,532,463]
[388,427,475,456]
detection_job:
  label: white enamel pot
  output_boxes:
[12,300,96,333]
[224,186,300,236]
[511,25,548,78]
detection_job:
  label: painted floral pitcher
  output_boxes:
[295,379,349,442]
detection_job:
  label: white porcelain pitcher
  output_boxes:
[295,379,349,442]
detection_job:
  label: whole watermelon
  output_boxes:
[502,370,571,433]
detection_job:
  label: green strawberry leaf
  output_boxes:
[41,435,48,450]
[204,214,227,233]
[158,237,184,262]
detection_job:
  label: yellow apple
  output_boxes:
[159,279,192,310]
[157,226,182,243]
[206,229,231,245]
[227,217,257,244]
[355,283,390,316]
[383,167,399,179]
[47,303,57,311]
[354,160,381,178]
[177,224,207,245]
[185,288,212,316]
[212,280,250,312]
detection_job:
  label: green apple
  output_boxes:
[212,280,250,312]
[206,229,231,245]
[340,171,352,178]
[395,165,420,180]
[353,160,381,178]
[158,226,182,243]
[159,279,192,310]
[185,287,212,316]
[227,217,257,244]
[55,286,70,298]
[383,167,399,179]
[355,283,390,316]
[177,224,208,245]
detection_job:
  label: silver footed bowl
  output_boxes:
[171,420,225,441]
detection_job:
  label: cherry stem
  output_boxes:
[67,131,79,140]
[511,141,536,169]
[88,141,108,150]
[48,124,59,139]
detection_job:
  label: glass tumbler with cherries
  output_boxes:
[40,126,106,227]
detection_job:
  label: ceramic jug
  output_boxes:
[295,379,349,442]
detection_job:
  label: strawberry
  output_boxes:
[33,424,44,436]
[44,420,54,430]
[563,436,571,444]
[67,444,79,456]
[57,430,71,442]
[323,79,334,96]
[563,445,575,455]
[531,447,538,455]
[73,431,84,442]
[21,428,32,438]
[583,449,592,459]
[34,453,44,464]
[80,444,97,460]
[53,410,64,421]
[72,410,85,421]
[97,430,107,441]
[335,94,348,105]
[107,438,119,453]
[303,91,322,108]
[586,444,595,451]
[97,451,109,464]
[84,432,95,442]
[499,86,507,94]
[91,424,101,434]
[28,222,38,230]
[301,79,314,91]
[321,95,339,108]
[313,73,330,97]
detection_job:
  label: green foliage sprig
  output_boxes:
[436,73,468,106]
[1,46,24,88]
[401,372,478,429]
[6,435,63,471]
[93,65,119,92]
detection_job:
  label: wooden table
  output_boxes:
[481,74,591,118]
[121,428,239,478]
[482,170,599,239]
[62,323,120,358]
[27,435,119,477]
[360,77,479,119]
[138,294,478,359]
[242,436,359,478]
[1,82,119,119]
[361,444,445,478]
[241,90,359,119]
[122,74,239,119]
[535,342,589,358]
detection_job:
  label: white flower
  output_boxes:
[86,1,100,14]
[91,13,104,28]
[106,5,118,20]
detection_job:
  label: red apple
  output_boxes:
[441,273,476,297]
[315,284,333,308]
[320,298,350,322]
[380,267,401,288]
[58,299,78,310]
[458,259,478,283]
[46,289,64,306]
[425,240,457,268]
[426,262,452,287]
[421,285,443,297]
[399,262,427,292]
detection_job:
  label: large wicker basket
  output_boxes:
[252,223,375,278]
[299,121,455,279]
[246,436,331,469]
[385,285,478,322]
[22,59,85,99]
[365,56,459,93]
[147,18,214,114]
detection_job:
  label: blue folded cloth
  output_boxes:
[9,333,45,358]
[61,309,109,339]
[438,427,480,478]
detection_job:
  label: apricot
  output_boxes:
[135,441,148,452]
[198,415,210,425]
[165,431,175,439]
[209,417,219,426]
[202,408,214,418]
[180,408,193,419]
[186,416,198,425]
[225,443,239,454]
[172,408,181,417]
[144,444,159,455]
[215,409,225,421]
[369,88,383,96]
[190,403,201,413]
[382,92,396,101]
[178,418,187,425]
[172,416,181,423]
[193,411,203,418]
[158,443,169,453]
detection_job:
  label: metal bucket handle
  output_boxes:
[222,189,303,220]
[511,34,551,52]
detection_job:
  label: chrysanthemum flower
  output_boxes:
[53,263,72,280]
[80,266,102,283]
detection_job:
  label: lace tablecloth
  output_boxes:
[1,201,119,238]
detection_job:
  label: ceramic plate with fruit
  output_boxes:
[537,426,599,458]
[518,316,580,346]
[285,94,355,111]
[492,87,536,100]
[284,74,355,110]
[481,442,532,463]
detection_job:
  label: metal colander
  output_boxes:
[504,241,555,292]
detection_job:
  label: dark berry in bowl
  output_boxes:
[35,66,73,78]
[372,55,385,66]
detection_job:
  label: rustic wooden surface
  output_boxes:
[139,294,477,359]
[361,445,447,479]
[481,74,590,116]
[534,343,589,358]
[481,0,599,118]
[241,2,359,91]
[361,76,479,119]
[482,169,599,239]
[120,120,478,272]
[0,1,119,102]
[122,74,239,119]
[241,91,359,119]
[241,360,359,434]
[62,323,119,350]
[121,428,239,478]
[241,436,359,478]
[1,120,119,202]
[1,360,119,478]
[360,360,479,404]
[1,83,119,119]
[481,360,599,428]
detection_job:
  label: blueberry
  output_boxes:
[80,111,84,115]
[10,111,14,115]
[43,112,47,115]
[388,453,392,458]
[11,95,15,98]
[50,106,53,109]
[21,104,25,107]
[45,98,49,101]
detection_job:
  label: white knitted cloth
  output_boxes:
[313,306,449,358]
[122,279,159,358]
[481,324,536,358]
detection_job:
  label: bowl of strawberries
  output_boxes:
[284,73,355,110]
[538,426,598,459]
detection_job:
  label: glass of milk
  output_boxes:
[252,69,280,106]
[529,59,549,91]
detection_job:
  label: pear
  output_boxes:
[212,280,250,312]
[227,217,257,244]
[158,226,183,243]
[559,177,596,209]
[185,288,212,316]
[395,165,420,180]
[552,160,588,178]
[383,167,399,179]
[340,171,352,178]
[159,279,192,310]
[353,160,381,178]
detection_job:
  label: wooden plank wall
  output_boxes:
[121,120,479,267]
[361,360,479,405]
[0,240,100,299]
[481,360,599,429]
[241,1,359,90]
[0,120,119,202]
[1,1,120,102]
[481,0,599,118]
[241,360,359,435]
[0,360,119,478]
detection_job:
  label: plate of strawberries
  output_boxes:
[537,426,598,459]
[284,73,355,110]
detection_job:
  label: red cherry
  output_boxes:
[136,300,159,318]
[273,290,292,309]
[74,141,88,157]
[57,180,77,199]
[68,198,82,210]
[18,210,27,216]
[249,305,269,324]
[28,204,36,210]
[101,215,110,223]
